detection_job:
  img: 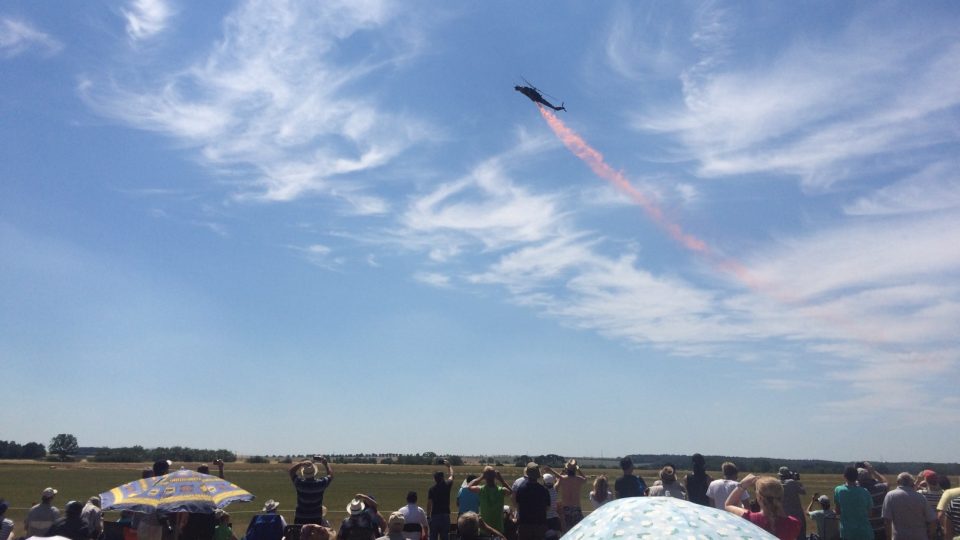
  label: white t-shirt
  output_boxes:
[588,490,614,509]
[398,503,428,540]
[706,479,750,510]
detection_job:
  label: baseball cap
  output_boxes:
[42,487,58,498]
[525,462,541,479]
[920,470,938,484]
[543,473,556,486]
[778,467,791,477]
[818,495,829,504]
[388,512,405,526]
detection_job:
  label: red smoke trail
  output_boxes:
[538,105,761,289]
[537,107,908,354]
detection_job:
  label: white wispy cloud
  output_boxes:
[414,272,451,288]
[635,9,960,191]
[83,0,426,212]
[0,17,62,58]
[399,158,568,258]
[844,159,960,216]
[122,0,174,41]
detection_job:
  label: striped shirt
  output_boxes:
[293,476,332,524]
[918,488,942,512]
[938,488,960,535]
[1,517,15,540]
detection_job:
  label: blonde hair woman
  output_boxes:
[724,474,801,540]
[588,475,613,508]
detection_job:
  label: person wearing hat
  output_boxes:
[1,500,15,540]
[338,497,379,540]
[241,500,286,540]
[543,460,586,532]
[213,510,237,540]
[47,500,91,540]
[778,467,806,540]
[375,512,406,540]
[541,474,562,540]
[81,496,103,540]
[648,466,686,500]
[25,487,60,537]
[806,493,838,540]
[916,470,943,511]
[513,462,551,540]
[289,457,334,525]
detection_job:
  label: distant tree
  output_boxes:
[49,434,79,461]
[22,442,47,459]
[246,455,269,464]
[514,455,532,467]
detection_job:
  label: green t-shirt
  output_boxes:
[214,525,234,540]
[834,484,872,540]
[479,484,507,533]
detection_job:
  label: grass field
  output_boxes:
[1,461,954,536]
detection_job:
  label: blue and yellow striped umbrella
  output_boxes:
[100,468,255,513]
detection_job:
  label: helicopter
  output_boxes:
[514,77,566,111]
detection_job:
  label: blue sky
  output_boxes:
[2,1,958,463]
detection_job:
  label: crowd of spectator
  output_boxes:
[2,455,959,540]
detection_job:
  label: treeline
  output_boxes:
[327,452,465,466]
[624,454,960,476]
[92,446,237,463]
[513,454,567,468]
[0,440,47,459]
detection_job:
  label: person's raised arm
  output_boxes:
[354,493,377,511]
[806,494,818,514]
[864,462,886,485]
[725,474,757,517]
[445,460,454,483]
[289,461,306,481]
[478,517,506,540]
[317,456,333,480]
[496,471,512,495]
[467,475,483,493]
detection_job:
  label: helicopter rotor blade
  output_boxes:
[520,76,539,92]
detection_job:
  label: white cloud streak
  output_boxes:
[122,0,174,41]
[635,8,960,191]
[0,17,62,58]
[83,0,425,212]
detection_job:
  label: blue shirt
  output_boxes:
[457,484,480,514]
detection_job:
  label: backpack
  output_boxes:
[243,514,284,540]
